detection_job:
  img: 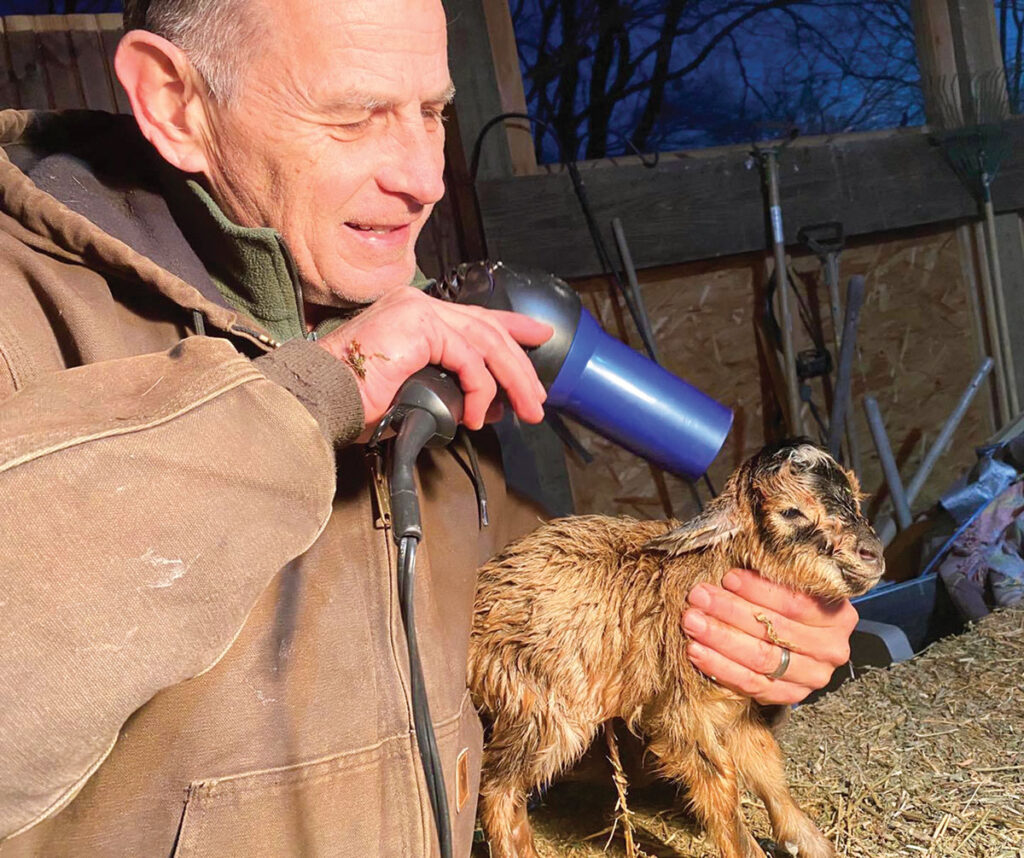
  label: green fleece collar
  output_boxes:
[171,178,435,344]
[171,179,304,343]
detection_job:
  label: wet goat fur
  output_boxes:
[468,441,884,858]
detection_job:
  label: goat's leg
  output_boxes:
[648,731,761,858]
[479,781,538,858]
[478,710,599,858]
[728,721,837,858]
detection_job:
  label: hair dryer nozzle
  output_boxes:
[547,309,733,480]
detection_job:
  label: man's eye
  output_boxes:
[335,118,372,132]
[422,107,447,125]
[780,507,808,521]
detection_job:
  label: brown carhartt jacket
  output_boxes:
[0,109,539,857]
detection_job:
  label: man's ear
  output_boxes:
[114,30,212,174]
[643,491,742,556]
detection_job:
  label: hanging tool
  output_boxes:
[612,216,714,505]
[875,357,995,545]
[799,222,863,474]
[787,263,834,443]
[754,136,804,436]
[863,395,913,532]
[827,276,866,463]
[932,70,1019,424]
[611,217,662,366]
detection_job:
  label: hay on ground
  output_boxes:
[528,607,1024,857]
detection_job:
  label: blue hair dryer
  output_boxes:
[433,260,733,480]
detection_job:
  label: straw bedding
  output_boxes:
[526,606,1024,857]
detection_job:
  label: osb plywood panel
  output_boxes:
[566,227,994,532]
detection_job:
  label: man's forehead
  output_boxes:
[250,0,450,102]
[260,0,448,39]
[324,80,456,111]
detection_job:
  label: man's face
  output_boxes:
[199,0,450,306]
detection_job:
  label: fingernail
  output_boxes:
[687,642,706,659]
[683,609,707,635]
[688,585,712,609]
[723,571,742,591]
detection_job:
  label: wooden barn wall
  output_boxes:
[564,226,995,528]
[0,16,999,539]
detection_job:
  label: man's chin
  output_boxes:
[304,259,417,308]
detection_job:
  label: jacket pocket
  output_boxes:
[439,695,484,855]
[172,693,484,858]
[172,735,422,858]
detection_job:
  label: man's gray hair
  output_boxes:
[123,0,263,101]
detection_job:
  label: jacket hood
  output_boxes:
[0,109,275,348]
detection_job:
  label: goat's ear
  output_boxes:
[643,499,741,556]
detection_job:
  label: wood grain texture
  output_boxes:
[67,15,117,112]
[96,14,130,114]
[0,21,20,109]
[443,0,514,181]
[5,16,49,109]
[36,17,84,110]
[481,0,537,175]
[474,124,1024,278]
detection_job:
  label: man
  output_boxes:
[0,0,858,854]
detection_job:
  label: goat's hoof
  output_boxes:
[761,834,837,858]
[757,837,795,856]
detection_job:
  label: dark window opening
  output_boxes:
[512,0,926,163]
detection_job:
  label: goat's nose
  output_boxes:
[857,538,884,568]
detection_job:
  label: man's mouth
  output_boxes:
[345,222,408,235]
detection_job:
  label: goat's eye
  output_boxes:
[780,507,808,521]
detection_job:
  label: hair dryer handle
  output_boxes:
[387,367,464,448]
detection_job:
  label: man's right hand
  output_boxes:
[317,287,553,440]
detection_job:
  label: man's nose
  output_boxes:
[376,119,446,205]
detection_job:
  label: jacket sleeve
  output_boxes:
[0,336,339,841]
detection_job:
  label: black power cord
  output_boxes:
[398,533,452,858]
[376,372,465,858]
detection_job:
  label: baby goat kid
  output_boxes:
[468,442,884,858]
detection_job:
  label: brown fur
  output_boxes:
[468,442,884,858]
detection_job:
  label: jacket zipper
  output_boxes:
[366,445,392,531]
[275,235,312,340]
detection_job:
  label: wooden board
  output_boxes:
[5,16,49,109]
[443,0,515,181]
[96,13,130,114]
[67,15,118,112]
[0,20,20,109]
[473,123,1024,279]
[36,17,84,110]
[481,0,537,175]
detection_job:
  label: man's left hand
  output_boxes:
[682,568,859,705]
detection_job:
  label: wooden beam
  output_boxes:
[480,0,537,175]
[0,20,20,109]
[96,13,130,114]
[475,124,1024,278]
[35,16,84,110]
[5,16,48,109]
[911,0,959,120]
[444,0,514,181]
[67,15,118,112]
[947,0,1003,79]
